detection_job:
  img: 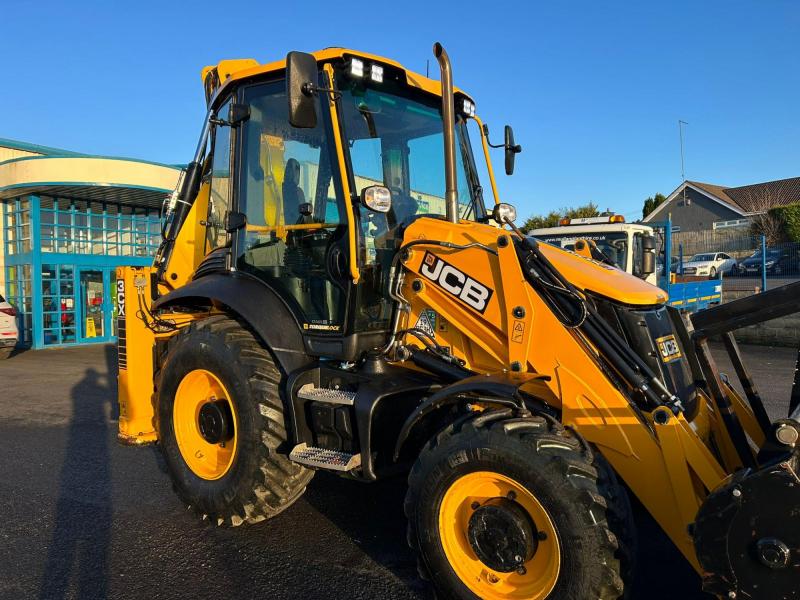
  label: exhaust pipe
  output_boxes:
[433,42,458,224]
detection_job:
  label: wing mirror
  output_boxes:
[286,51,318,129]
[504,126,522,176]
[641,234,656,277]
[360,185,392,213]
[483,124,523,176]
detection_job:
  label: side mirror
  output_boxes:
[504,125,522,175]
[286,51,318,129]
[298,202,313,217]
[641,235,656,277]
[360,185,392,213]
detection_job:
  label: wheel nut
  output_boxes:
[471,501,480,510]
[516,566,527,575]
[538,531,548,541]
[487,573,499,584]
[507,490,517,501]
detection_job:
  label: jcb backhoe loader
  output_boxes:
[117,43,800,599]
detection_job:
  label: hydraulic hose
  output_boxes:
[155,108,214,285]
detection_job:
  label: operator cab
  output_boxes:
[198,51,491,360]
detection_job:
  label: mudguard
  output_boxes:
[153,272,312,373]
[393,371,556,460]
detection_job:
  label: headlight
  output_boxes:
[492,203,517,224]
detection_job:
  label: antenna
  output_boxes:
[678,119,689,206]
[426,59,429,78]
[678,120,688,182]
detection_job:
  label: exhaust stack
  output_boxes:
[433,42,458,224]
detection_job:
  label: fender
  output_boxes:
[153,272,312,373]
[393,371,556,460]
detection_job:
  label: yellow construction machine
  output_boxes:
[117,43,800,599]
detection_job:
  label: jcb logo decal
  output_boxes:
[656,335,682,363]
[419,252,493,314]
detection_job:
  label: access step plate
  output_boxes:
[297,383,356,405]
[289,443,362,472]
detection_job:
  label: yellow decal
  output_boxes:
[656,334,682,363]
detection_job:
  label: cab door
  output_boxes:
[232,77,352,335]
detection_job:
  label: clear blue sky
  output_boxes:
[3,1,798,221]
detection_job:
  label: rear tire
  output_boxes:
[405,413,633,599]
[157,315,313,526]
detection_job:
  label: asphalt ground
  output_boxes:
[0,342,796,600]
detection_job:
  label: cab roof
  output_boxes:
[201,47,472,105]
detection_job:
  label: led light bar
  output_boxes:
[460,98,475,117]
[370,64,384,83]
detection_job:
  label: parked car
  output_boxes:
[0,294,19,359]
[656,255,680,276]
[681,252,737,278]
[736,248,800,276]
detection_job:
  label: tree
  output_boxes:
[747,186,787,245]
[642,192,666,219]
[522,202,600,232]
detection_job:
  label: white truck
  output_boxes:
[530,215,658,285]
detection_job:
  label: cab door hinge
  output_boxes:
[225,211,247,232]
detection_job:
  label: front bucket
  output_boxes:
[693,427,800,599]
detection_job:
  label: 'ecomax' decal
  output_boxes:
[419,252,493,314]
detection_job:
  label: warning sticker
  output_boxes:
[414,309,437,339]
[511,320,525,344]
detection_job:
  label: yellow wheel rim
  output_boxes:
[438,471,560,600]
[173,369,238,480]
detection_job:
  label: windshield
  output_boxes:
[690,253,715,262]
[534,232,629,271]
[336,69,484,230]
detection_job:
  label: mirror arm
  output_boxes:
[301,82,341,101]
[482,124,505,149]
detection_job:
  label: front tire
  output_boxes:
[157,315,313,526]
[405,414,633,600]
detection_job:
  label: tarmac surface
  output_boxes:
[0,341,796,600]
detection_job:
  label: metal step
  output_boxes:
[289,443,361,472]
[297,383,356,405]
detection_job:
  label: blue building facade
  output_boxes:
[0,138,180,349]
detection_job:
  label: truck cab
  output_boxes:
[529,215,658,285]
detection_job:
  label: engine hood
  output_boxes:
[537,242,667,306]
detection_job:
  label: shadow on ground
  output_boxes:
[38,345,117,600]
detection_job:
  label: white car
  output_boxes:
[0,293,19,359]
[681,252,737,278]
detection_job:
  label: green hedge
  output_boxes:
[770,203,800,242]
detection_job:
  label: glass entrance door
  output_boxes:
[78,269,107,342]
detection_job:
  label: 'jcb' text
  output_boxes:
[419,252,493,314]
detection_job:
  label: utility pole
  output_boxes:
[678,120,688,205]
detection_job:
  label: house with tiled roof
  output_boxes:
[642,177,800,231]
